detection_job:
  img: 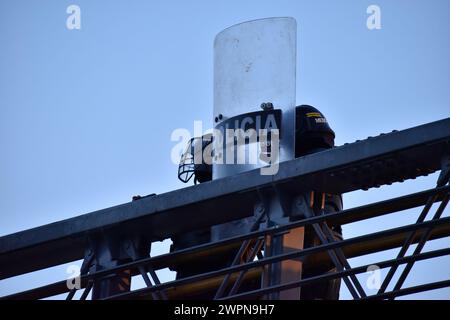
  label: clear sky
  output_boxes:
[0,0,449,299]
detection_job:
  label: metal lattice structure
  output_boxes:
[0,118,449,300]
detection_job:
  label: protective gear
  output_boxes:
[295,105,335,157]
[178,134,213,184]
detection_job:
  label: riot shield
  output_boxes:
[213,17,297,180]
[212,17,297,241]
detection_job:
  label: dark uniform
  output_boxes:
[295,105,342,300]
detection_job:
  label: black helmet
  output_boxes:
[295,105,335,157]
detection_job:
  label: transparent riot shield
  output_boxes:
[213,17,297,180]
[212,17,297,241]
[211,18,302,299]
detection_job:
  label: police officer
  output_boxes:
[295,105,342,300]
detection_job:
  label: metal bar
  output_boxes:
[303,204,365,298]
[218,247,450,300]
[227,239,264,296]
[366,279,450,300]
[214,240,254,299]
[2,118,449,280]
[309,220,361,299]
[390,193,450,296]
[319,221,367,298]
[91,269,131,300]
[146,267,168,300]
[378,188,448,294]
[137,266,159,301]
[65,251,94,300]
[214,205,267,299]
[124,238,168,301]
[65,288,76,301]
[79,281,93,300]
